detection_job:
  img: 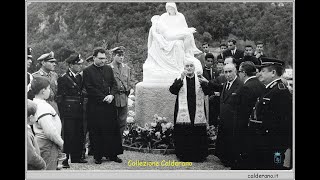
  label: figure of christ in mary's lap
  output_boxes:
[143,2,203,84]
[135,2,203,127]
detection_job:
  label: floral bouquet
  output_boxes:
[207,125,217,145]
[123,114,174,150]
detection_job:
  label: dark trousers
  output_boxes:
[63,117,84,162]
[208,96,220,127]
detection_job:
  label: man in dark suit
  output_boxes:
[57,53,88,168]
[201,58,227,127]
[215,63,243,167]
[232,61,266,169]
[82,47,123,164]
[249,57,292,170]
[223,39,244,70]
[217,43,227,60]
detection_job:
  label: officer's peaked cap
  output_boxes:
[110,46,125,55]
[66,53,84,64]
[37,51,57,62]
[259,57,284,68]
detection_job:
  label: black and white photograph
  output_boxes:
[26,0,294,179]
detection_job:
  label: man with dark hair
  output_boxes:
[254,41,266,60]
[217,43,227,60]
[196,42,211,67]
[202,58,226,127]
[223,39,244,68]
[232,61,266,169]
[108,46,132,140]
[249,57,292,170]
[83,47,123,164]
[202,53,219,126]
[32,51,60,116]
[238,45,261,69]
[57,53,87,168]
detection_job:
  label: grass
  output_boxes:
[60,150,230,170]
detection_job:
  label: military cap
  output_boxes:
[65,53,84,64]
[110,46,125,55]
[259,57,285,68]
[85,55,94,62]
[37,51,57,62]
[27,47,33,59]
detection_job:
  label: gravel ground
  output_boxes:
[59,150,230,170]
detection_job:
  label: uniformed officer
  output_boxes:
[57,53,88,168]
[109,46,132,140]
[248,57,292,170]
[27,47,33,91]
[27,47,34,99]
[32,51,60,116]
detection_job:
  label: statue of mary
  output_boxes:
[143,2,203,83]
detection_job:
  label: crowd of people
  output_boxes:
[183,40,292,169]
[27,2,292,171]
[27,46,132,170]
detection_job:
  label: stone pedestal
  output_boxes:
[135,82,176,126]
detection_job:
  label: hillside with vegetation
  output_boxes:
[27,2,293,84]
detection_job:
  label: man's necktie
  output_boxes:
[226,82,231,91]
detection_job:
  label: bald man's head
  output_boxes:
[224,63,237,82]
[184,60,195,75]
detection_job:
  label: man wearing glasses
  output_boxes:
[82,47,123,164]
[232,61,265,169]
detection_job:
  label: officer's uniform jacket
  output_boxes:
[57,69,84,119]
[251,78,292,148]
[32,68,59,102]
[109,62,131,107]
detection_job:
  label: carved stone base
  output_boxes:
[135,82,176,126]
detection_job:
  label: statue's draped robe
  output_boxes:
[144,12,202,83]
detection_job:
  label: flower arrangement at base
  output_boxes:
[123,112,218,152]
[207,125,217,146]
[123,114,174,151]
